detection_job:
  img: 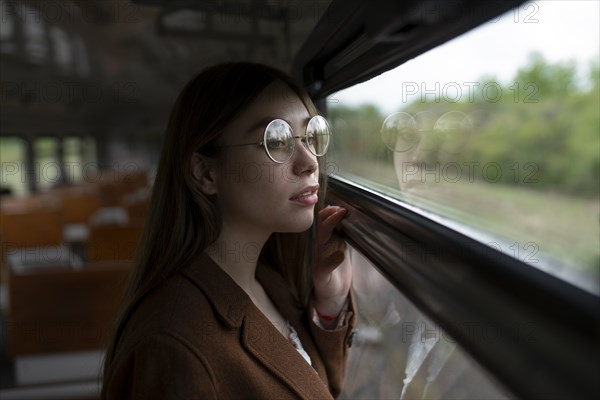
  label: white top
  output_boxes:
[287,321,313,366]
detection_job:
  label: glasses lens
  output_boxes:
[381,112,418,152]
[265,119,294,162]
[306,116,331,156]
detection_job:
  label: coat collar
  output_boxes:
[182,251,248,328]
[181,251,305,328]
[181,252,332,399]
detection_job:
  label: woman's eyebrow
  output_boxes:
[247,117,277,133]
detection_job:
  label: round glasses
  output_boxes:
[220,115,331,163]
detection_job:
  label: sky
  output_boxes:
[331,0,600,114]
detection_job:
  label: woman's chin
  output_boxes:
[277,215,315,233]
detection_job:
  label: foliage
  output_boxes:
[329,53,600,196]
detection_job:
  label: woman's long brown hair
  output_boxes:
[101,62,328,380]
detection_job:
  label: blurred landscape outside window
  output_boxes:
[328,1,600,294]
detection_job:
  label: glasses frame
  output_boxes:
[219,115,331,164]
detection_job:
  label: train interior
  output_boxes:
[0,0,599,399]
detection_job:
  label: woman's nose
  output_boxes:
[291,137,318,177]
[411,131,441,164]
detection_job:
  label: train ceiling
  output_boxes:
[0,0,331,139]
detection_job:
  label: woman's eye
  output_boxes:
[399,130,417,142]
[268,139,288,149]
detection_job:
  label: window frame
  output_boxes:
[294,1,600,398]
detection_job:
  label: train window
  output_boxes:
[63,137,83,183]
[33,137,59,191]
[72,35,91,78]
[81,136,97,169]
[343,246,512,400]
[49,27,74,75]
[0,0,16,55]
[0,137,27,196]
[328,1,599,294]
[17,3,49,64]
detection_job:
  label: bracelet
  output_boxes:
[315,307,340,322]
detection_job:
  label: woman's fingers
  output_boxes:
[313,206,350,291]
[314,234,347,278]
[313,207,353,306]
[316,206,347,244]
[317,205,341,222]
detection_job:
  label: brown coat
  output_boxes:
[102,252,356,399]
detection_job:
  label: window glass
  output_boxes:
[34,137,60,191]
[342,246,512,399]
[0,0,17,54]
[0,137,27,196]
[328,1,600,294]
[73,34,91,78]
[81,136,97,173]
[50,26,73,74]
[17,3,49,63]
[63,137,83,183]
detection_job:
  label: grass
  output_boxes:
[332,155,599,290]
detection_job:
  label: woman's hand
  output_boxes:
[312,206,352,318]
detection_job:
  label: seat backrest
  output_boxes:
[0,207,63,249]
[60,189,101,224]
[8,262,132,356]
[87,224,143,262]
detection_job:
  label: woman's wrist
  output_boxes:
[313,293,349,321]
[315,307,341,321]
[311,294,350,330]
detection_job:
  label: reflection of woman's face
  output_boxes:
[214,81,319,236]
[392,111,472,191]
[392,111,437,191]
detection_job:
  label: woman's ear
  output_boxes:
[191,152,218,195]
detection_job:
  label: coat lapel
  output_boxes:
[182,253,332,399]
[241,305,332,399]
[255,263,329,381]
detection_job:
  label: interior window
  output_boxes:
[63,137,83,183]
[342,246,512,399]
[0,137,27,196]
[327,1,599,294]
[33,137,60,191]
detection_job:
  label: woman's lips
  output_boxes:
[289,185,319,205]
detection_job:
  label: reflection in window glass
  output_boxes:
[73,35,91,77]
[328,1,599,294]
[342,247,512,399]
[50,26,73,74]
[0,0,17,54]
[17,3,48,63]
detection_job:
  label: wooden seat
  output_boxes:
[59,188,100,225]
[97,169,149,207]
[87,224,143,262]
[7,262,132,356]
[124,198,149,226]
[121,169,149,194]
[0,206,63,249]
[97,180,125,207]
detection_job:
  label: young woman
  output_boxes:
[101,62,355,399]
